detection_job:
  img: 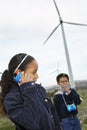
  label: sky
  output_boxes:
[0,0,87,88]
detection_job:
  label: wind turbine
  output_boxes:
[51,62,61,75]
[43,0,87,89]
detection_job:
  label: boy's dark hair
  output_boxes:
[56,73,69,83]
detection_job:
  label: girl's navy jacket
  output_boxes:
[4,82,61,130]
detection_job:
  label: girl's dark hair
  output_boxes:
[56,73,69,83]
[0,53,35,115]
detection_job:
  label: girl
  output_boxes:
[0,53,61,130]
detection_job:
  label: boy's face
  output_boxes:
[58,77,70,89]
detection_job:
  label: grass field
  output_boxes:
[0,88,87,130]
[77,88,87,130]
[0,115,15,130]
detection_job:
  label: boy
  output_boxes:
[53,73,82,130]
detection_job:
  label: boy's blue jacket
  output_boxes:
[4,82,61,130]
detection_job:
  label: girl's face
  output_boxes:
[58,77,70,90]
[24,60,39,82]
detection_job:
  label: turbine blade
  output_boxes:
[64,21,87,26]
[43,23,60,45]
[53,0,61,18]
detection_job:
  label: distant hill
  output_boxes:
[0,80,87,93]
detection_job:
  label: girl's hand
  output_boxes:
[19,71,35,85]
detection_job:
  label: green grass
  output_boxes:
[0,115,15,130]
[77,89,87,130]
[0,88,87,130]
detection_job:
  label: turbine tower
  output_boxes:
[43,0,87,89]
